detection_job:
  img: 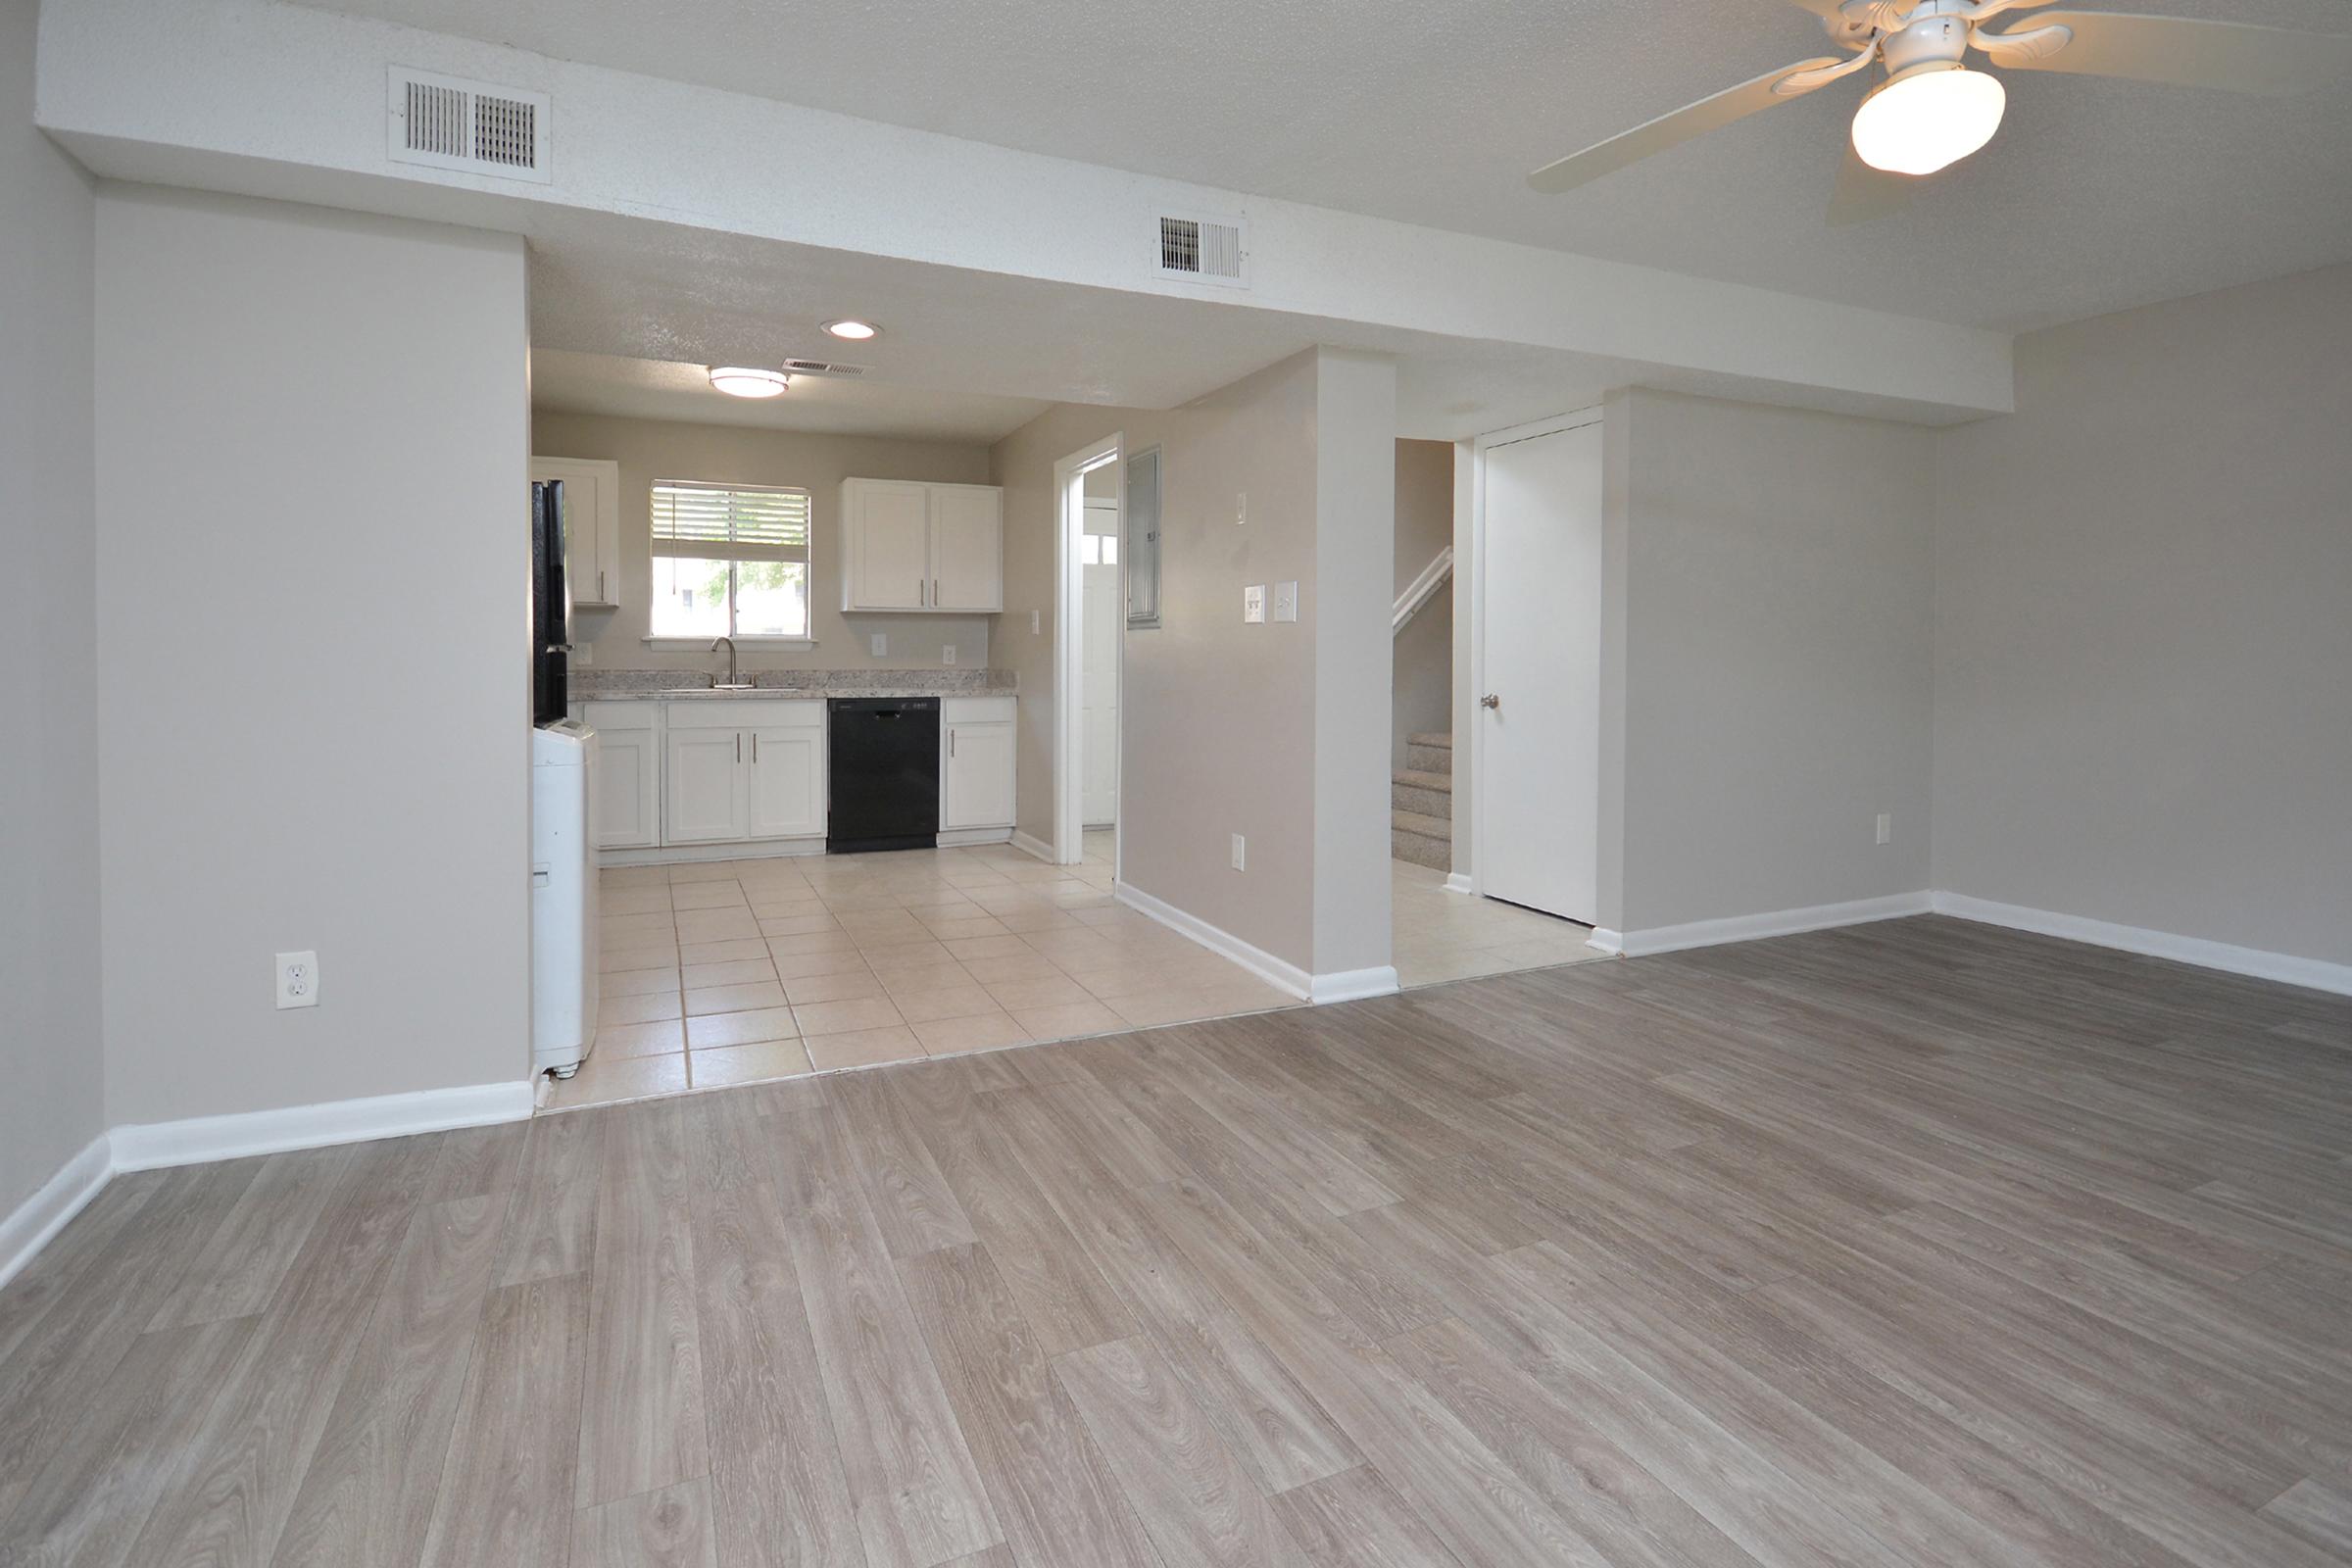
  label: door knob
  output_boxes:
[1481,693,1500,710]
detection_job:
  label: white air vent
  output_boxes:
[1155,211,1248,287]
[388,68,552,184]
[780,359,867,377]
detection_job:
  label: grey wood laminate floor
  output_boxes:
[7,913,2352,1567]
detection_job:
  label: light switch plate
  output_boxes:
[1271,581,1299,622]
[1237,491,1248,526]
[942,645,957,666]
[1231,834,1246,871]
[570,642,593,666]
[1031,610,1042,634]
[1244,585,1266,624]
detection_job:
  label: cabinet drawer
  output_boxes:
[583,700,657,732]
[662,698,822,730]
[942,697,1016,725]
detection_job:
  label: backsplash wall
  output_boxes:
[531,409,996,675]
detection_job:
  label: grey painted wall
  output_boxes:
[992,350,1395,979]
[1933,264,2352,966]
[96,188,533,1124]
[533,410,995,676]
[0,0,105,1208]
[1613,388,1938,932]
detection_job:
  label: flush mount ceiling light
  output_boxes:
[821,318,880,342]
[1850,61,2006,173]
[709,367,788,398]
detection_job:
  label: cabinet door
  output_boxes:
[746,724,825,840]
[591,724,661,849]
[929,485,1004,612]
[531,457,620,607]
[843,480,929,611]
[941,721,1015,830]
[664,728,747,843]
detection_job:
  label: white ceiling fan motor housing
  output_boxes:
[1881,5,1977,74]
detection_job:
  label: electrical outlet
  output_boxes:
[570,642,593,666]
[870,632,887,658]
[1236,491,1248,526]
[942,645,957,666]
[1271,581,1299,623]
[1230,834,1246,871]
[276,951,319,1009]
[1244,585,1266,623]
[1875,811,1892,846]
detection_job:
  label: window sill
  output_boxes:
[640,636,816,650]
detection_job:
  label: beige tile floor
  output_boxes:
[1389,855,1608,988]
[558,831,1298,1109]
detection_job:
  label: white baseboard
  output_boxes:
[0,1133,114,1294]
[1115,881,1310,999]
[1310,966,1401,1004]
[1932,892,2352,998]
[1612,891,1933,958]
[1009,829,1055,864]
[1443,873,1475,896]
[110,1079,536,1172]
[1110,882,1404,1005]
[1587,928,1627,956]
[600,837,821,867]
[937,827,1014,849]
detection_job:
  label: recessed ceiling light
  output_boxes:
[709,367,789,399]
[822,318,880,342]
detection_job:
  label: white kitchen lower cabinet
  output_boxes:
[940,698,1017,832]
[582,702,660,849]
[663,700,827,848]
[747,721,826,840]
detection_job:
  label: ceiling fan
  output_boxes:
[1527,0,2352,220]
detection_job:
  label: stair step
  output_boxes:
[1390,810,1450,870]
[1404,740,1452,776]
[1407,731,1452,751]
[1391,773,1452,818]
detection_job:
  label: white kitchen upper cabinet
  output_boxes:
[941,719,1016,831]
[841,479,931,611]
[928,485,1004,612]
[664,727,748,844]
[532,456,621,608]
[583,703,660,849]
[746,713,826,841]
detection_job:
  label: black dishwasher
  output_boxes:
[827,697,940,854]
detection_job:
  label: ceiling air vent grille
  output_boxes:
[387,68,552,184]
[1155,212,1248,287]
[781,360,867,377]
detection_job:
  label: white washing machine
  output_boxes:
[531,718,600,1076]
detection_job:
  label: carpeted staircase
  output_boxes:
[1391,730,1452,869]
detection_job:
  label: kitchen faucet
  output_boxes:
[710,635,738,687]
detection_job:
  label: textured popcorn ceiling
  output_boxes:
[300,0,2352,330]
[530,350,1054,443]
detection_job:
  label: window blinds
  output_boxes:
[650,481,811,562]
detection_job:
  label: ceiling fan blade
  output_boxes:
[1529,58,1843,193]
[1827,144,1914,224]
[1978,12,2352,95]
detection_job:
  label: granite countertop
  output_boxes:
[575,668,1015,702]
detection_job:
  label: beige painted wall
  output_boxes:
[991,349,1396,979]
[532,410,995,675]
[1,0,105,1207]
[1613,388,1937,932]
[1392,439,1453,775]
[96,187,533,1124]
[1933,264,2352,966]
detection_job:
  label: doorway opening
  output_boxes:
[1053,434,1122,868]
[1388,417,1611,988]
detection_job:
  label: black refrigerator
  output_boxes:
[530,479,571,725]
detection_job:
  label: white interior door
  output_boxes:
[1479,417,1601,923]
[1081,562,1119,826]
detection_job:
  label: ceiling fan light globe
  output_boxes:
[1850,63,2006,176]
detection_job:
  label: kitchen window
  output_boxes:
[648,480,812,641]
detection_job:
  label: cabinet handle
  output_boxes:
[753,733,760,762]
[933,577,941,607]
[917,578,925,607]
[598,568,607,601]
[736,734,742,763]
[951,729,957,759]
